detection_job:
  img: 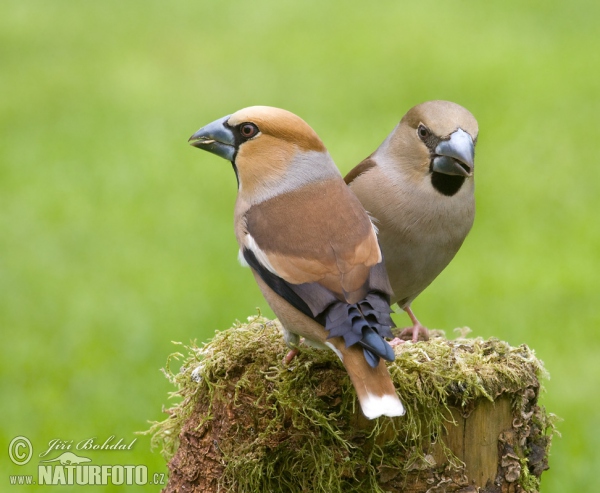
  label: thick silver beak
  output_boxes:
[188,115,236,162]
[432,128,474,177]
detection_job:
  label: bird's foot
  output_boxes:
[394,324,430,343]
[395,306,430,342]
[388,337,405,347]
[283,348,300,365]
[282,337,306,365]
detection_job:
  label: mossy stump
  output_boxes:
[150,316,556,493]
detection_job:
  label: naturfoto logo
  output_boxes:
[40,452,91,465]
[38,460,148,486]
[39,435,137,457]
[8,435,166,487]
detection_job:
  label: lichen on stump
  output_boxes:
[149,315,557,493]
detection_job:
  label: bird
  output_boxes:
[345,101,479,342]
[189,106,405,419]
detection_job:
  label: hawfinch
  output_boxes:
[345,101,478,342]
[189,106,404,419]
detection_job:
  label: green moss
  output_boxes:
[149,315,557,492]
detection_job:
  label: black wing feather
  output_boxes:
[243,247,395,368]
[243,248,315,321]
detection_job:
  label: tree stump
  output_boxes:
[150,316,557,493]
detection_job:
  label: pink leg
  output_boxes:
[283,347,300,365]
[402,306,430,342]
[282,336,306,364]
[390,306,429,344]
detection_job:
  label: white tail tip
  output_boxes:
[361,392,405,419]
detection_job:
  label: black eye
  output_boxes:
[239,123,259,139]
[417,124,430,140]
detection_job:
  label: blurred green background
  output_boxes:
[1,0,598,491]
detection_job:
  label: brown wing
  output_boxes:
[344,156,377,185]
[244,178,381,304]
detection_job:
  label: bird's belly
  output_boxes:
[252,270,329,345]
[380,232,462,307]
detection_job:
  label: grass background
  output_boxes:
[1,1,598,491]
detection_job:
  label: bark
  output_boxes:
[153,319,554,493]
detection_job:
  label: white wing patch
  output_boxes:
[244,234,279,276]
[325,342,344,362]
[367,212,379,235]
[366,215,382,264]
[238,249,249,267]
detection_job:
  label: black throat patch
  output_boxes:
[430,172,465,196]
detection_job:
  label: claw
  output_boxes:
[283,348,300,365]
[395,306,430,342]
[397,325,430,342]
[388,337,405,347]
[282,336,305,365]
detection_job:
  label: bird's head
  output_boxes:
[379,100,479,196]
[189,106,335,201]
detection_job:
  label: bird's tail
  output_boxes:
[327,337,405,419]
[324,293,395,368]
